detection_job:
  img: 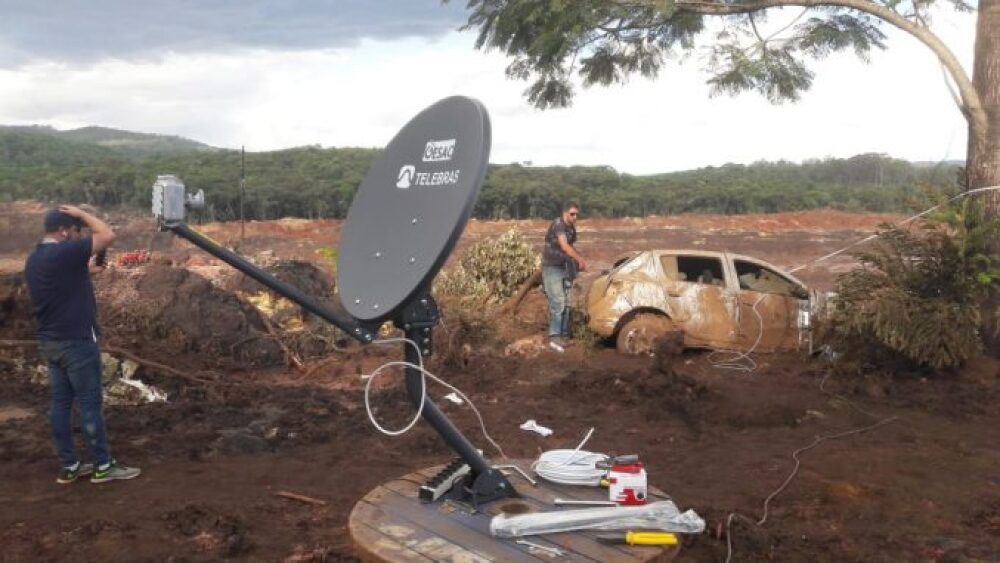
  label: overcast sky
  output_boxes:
[0,1,977,175]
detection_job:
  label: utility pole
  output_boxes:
[240,145,246,245]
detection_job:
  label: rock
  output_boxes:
[503,335,548,359]
[30,364,48,386]
[101,353,121,383]
[104,380,147,406]
[121,359,140,380]
[104,377,168,406]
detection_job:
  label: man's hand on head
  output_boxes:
[58,205,86,218]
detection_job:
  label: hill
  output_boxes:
[58,126,214,154]
[1,125,213,157]
[0,124,963,220]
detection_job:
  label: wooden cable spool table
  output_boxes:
[349,460,680,562]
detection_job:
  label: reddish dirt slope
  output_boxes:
[1,209,996,562]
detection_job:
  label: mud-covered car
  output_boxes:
[587,250,824,354]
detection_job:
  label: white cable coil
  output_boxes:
[530,428,609,486]
[532,450,608,486]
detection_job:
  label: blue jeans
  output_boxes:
[542,265,572,338]
[38,339,111,468]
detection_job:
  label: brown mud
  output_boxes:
[0,206,997,562]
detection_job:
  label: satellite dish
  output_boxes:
[151,96,514,506]
[338,96,491,322]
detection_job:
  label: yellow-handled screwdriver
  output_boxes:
[596,531,679,546]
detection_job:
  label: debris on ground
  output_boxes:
[504,335,549,358]
[0,210,996,562]
[95,264,285,369]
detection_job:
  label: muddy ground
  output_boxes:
[0,205,997,562]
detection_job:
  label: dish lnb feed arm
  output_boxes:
[152,174,204,227]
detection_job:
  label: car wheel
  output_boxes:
[616,314,676,355]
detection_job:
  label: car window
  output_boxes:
[676,256,725,287]
[734,260,801,296]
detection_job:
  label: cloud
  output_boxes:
[0,0,467,67]
[0,5,976,174]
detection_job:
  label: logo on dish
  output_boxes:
[395,164,461,189]
[396,165,415,189]
[422,139,456,162]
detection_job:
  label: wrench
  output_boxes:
[515,539,565,557]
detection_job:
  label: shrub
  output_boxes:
[827,198,998,371]
[434,297,498,369]
[435,229,540,304]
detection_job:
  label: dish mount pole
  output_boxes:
[152,172,515,508]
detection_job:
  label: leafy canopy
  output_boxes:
[453,0,975,108]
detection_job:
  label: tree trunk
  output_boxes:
[968,0,1000,198]
[969,0,1000,353]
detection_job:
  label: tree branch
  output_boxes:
[611,0,986,151]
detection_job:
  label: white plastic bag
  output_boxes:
[490,500,705,538]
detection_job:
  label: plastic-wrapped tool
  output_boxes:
[490,500,705,538]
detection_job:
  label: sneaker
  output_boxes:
[56,462,95,484]
[90,460,141,483]
[548,338,565,353]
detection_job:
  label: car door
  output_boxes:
[731,258,809,351]
[658,253,740,348]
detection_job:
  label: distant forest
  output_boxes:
[0,125,962,221]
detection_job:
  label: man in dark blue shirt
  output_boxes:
[25,205,141,485]
[542,202,587,352]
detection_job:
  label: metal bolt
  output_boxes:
[420,299,428,306]
[411,218,418,224]
[375,252,382,258]
[422,349,429,355]
[373,303,380,310]
[404,323,411,330]
[354,299,361,304]
[422,338,430,345]
[409,257,415,264]
[354,328,361,334]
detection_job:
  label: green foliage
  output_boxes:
[569,308,603,351]
[708,44,813,103]
[476,154,959,219]
[314,247,339,282]
[796,14,886,60]
[0,125,961,219]
[828,198,999,371]
[0,126,377,218]
[435,229,540,304]
[453,0,908,107]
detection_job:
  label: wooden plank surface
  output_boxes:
[349,461,680,562]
